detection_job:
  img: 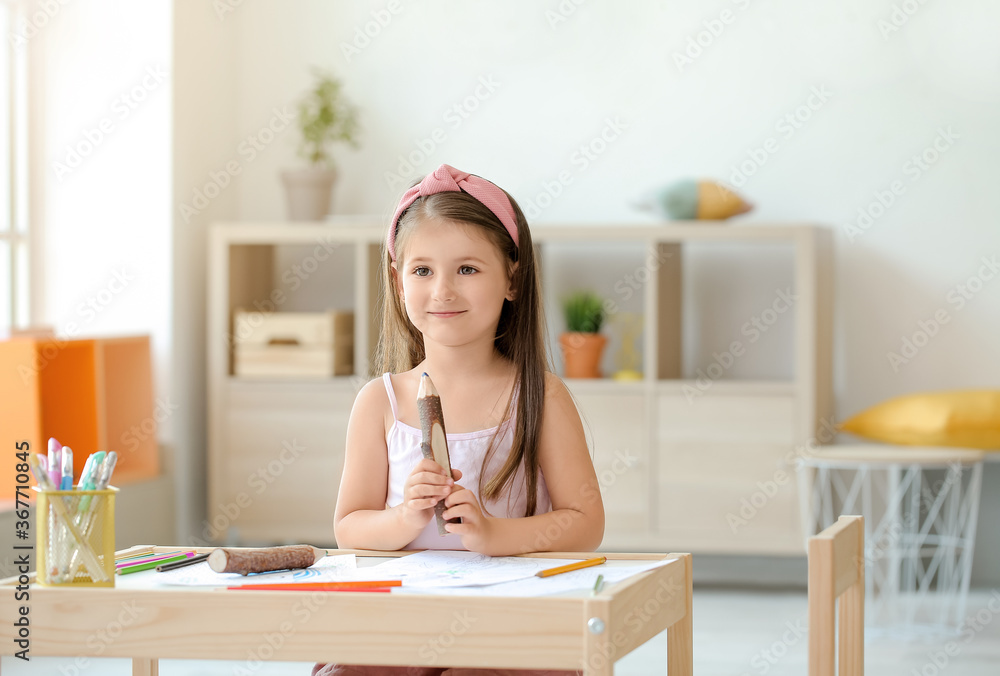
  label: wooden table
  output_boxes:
[1,546,692,676]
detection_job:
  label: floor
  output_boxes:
[5,588,999,675]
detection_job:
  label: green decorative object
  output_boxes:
[563,291,605,334]
[559,291,608,378]
[281,69,360,221]
[295,69,360,168]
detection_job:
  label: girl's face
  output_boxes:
[392,217,516,352]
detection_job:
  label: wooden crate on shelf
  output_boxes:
[0,335,159,497]
[233,310,354,378]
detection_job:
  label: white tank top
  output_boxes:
[382,372,552,550]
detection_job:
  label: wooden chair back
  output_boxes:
[808,514,865,676]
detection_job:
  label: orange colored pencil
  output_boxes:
[535,556,607,578]
[227,580,401,592]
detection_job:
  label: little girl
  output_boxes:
[314,164,604,676]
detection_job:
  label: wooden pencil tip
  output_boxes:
[418,372,438,398]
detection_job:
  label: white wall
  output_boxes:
[172,0,239,545]
[172,0,1000,580]
[30,0,172,424]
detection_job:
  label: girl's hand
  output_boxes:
[400,459,463,530]
[442,485,493,553]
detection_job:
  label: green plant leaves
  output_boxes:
[563,291,605,333]
[297,69,360,167]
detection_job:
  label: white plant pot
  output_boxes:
[280,167,338,221]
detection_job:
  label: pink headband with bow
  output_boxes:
[387,163,519,261]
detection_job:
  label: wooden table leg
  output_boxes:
[132,657,158,676]
[667,554,693,676]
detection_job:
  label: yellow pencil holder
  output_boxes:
[35,486,117,587]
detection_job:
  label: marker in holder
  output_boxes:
[35,486,117,587]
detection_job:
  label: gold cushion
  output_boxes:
[841,390,1000,450]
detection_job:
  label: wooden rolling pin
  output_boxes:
[417,372,460,536]
[208,545,326,576]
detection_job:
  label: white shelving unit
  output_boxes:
[207,219,833,552]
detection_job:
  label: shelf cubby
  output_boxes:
[208,220,832,553]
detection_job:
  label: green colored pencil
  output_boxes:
[116,549,183,564]
[117,553,188,575]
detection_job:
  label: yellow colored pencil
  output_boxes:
[536,556,607,578]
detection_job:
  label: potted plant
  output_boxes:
[559,291,608,378]
[281,69,360,221]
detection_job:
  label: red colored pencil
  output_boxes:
[227,580,401,592]
[229,586,393,593]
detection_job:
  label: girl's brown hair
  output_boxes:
[375,186,549,517]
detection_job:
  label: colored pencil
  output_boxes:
[535,556,607,578]
[116,551,194,568]
[116,549,184,564]
[117,554,189,575]
[227,580,402,591]
[156,553,211,572]
[592,574,605,595]
[228,586,394,593]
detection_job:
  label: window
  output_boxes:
[0,0,30,333]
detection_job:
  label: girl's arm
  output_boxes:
[443,372,606,555]
[334,378,454,550]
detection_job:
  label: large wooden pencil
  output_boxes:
[208,545,326,576]
[417,372,458,536]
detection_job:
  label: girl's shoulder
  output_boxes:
[540,371,580,420]
[353,374,396,437]
[542,370,570,398]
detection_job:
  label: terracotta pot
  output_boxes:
[559,332,608,379]
[280,167,337,221]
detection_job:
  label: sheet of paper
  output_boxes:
[392,557,679,597]
[153,554,357,586]
[359,550,584,588]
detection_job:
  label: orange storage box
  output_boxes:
[0,335,158,498]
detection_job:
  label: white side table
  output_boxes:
[798,445,984,635]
